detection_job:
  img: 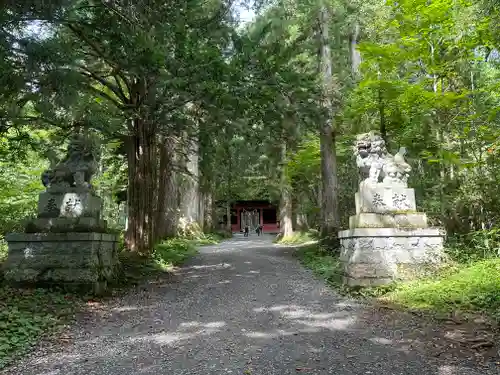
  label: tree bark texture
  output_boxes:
[318,2,340,239]
[279,137,294,238]
[156,135,179,239]
[203,191,214,232]
[125,118,157,254]
[179,132,201,225]
[349,22,362,77]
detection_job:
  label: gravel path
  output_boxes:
[3,234,498,375]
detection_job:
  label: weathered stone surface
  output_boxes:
[2,232,119,287]
[41,133,100,191]
[25,217,107,233]
[338,228,445,286]
[354,131,412,188]
[343,276,394,287]
[355,186,417,214]
[349,212,428,229]
[5,134,118,294]
[37,191,102,219]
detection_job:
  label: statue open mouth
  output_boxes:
[356,142,370,158]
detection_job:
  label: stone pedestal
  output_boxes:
[349,212,428,229]
[3,233,119,292]
[37,190,102,219]
[4,179,119,293]
[355,185,417,214]
[339,228,445,286]
[339,183,445,287]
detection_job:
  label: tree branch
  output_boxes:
[66,22,132,101]
[76,64,128,103]
[84,84,127,110]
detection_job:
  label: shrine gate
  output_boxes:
[224,200,279,234]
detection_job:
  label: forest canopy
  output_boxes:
[0,0,499,259]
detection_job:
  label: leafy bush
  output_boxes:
[446,230,500,262]
[278,231,317,245]
[295,244,343,286]
[153,238,198,270]
[381,259,500,320]
[296,242,500,321]
[0,288,82,369]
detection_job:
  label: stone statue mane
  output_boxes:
[42,133,100,190]
[354,131,412,187]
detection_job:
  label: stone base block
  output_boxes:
[3,232,119,293]
[24,217,108,233]
[338,227,446,287]
[349,212,428,229]
[38,191,102,219]
[355,185,416,214]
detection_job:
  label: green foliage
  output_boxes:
[446,230,500,262]
[0,236,7,278]
[114,235,206,287]
[295,239,500,321]
[278,230,317,244]
[153,238,198,270]
[0,151,45,235]
[294,244,343,286]
[381,259,500,321]
[0,288,83,369]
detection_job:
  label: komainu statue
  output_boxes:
[41,133,100,190]
[354,131,411,187]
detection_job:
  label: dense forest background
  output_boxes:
[1,0,500,261]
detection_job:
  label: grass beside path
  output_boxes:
[117,234,223,284]
[276,230,319,245]
[380,259,500,321]
[294,242,500,322]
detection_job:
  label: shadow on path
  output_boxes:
[3,234,498,375]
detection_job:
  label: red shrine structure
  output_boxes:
[221,200,279,234]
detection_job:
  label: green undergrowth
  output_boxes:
[295,243,500,321]
[380,258,500,321]
[153,238,199,268]
[0,287,84,370]
[294,244,343,286]
[276,230,319,245]
[117,237,202,285]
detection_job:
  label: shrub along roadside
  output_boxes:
[276,229,319,245]
[294,243,500,322]
[380,259,500,321]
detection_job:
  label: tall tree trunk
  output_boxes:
[156,135,178,239]
[226,201,232,233]
[318,1,340,240]
[225,138,233,234]
[203,192,214,232]
[179,132,201,225]
[349,22,361,77]
[125,118,157,254]
[280,137,294,238]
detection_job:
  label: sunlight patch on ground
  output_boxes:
[129,321,226,346]
[244,327,321,339]
[112,306,141,313]
[369,337,393,345]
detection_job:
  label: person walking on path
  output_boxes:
[256,224,262,236]
[244,225,249,237]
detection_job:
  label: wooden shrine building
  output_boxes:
[219,200,279,234]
